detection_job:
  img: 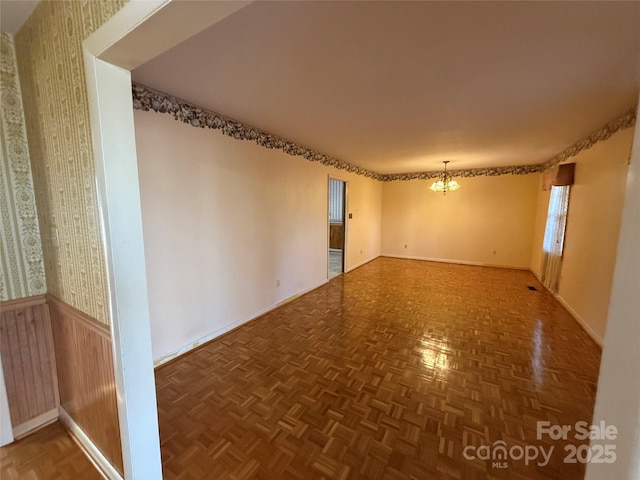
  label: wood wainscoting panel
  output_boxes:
[0,295,58,436]
[46,295,124,475]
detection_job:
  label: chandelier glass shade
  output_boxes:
[429,161,461,193]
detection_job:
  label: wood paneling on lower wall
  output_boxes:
[0,295,58,436]
[46,294,123,475]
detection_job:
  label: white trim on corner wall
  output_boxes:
[0,357,14,446]
[346,255,379,273]
[530,268,543,285]
[555,295,604,347]
[84,53,161,479]
[12,408,58,440]
[84,2,254,477]
[529,269,604,347]
[153,279,330,368]
[59,408,123,480]
[381,254,531,271]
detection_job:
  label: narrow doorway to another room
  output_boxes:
[328,178,346,279]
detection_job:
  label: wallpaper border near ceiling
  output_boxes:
[132,83,637,181]
[0,32,46,301]
[132,84,384,180]
[540,108,637,171]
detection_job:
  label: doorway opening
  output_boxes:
[328,178,346,278]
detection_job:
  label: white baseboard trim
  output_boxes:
[555,294,604,347]
[528,269,603,347]
[346,255,379,273]
[59,408,123,480]
[153,279,330,368]
[530,269,543,284]
[12,408,58,439]
[381,254,530,270]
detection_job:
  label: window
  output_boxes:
[543,185,570,255]
[541,185,570,292]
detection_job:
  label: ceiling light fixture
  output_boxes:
[429,161,461,194]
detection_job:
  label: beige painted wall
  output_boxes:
[0,32,46,301]
[15,0,126,324]
[530,128,634,343]
[586,95,640,480]
[381,173,539,268]
[133,110,382,361]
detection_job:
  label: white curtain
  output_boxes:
[541,185,570,293]
[541,253,563,293]
[328,179,344,223]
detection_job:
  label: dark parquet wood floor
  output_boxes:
[0,258,602,479]
[0,422,101,480]
[155,258,601,480]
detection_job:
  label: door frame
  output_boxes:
[82,1,251,477]
[327,175,348,278]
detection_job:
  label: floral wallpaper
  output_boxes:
[15,0,126,324]
[133,83,637,182]
[132,83,385,181]
[540,108,637,171]
[0,32,46,301]
[383,163,545,182]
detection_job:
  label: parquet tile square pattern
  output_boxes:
[0,422,101,480]
[156,258,601,480]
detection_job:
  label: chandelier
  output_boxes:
[429,161,461,194]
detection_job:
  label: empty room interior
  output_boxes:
[1,1,640,479]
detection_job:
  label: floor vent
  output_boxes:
[527,285,538,291]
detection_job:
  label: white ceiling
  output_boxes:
[133,1,640,174]
[0,0,39,35]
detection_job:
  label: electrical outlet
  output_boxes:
[276,280,280,287]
